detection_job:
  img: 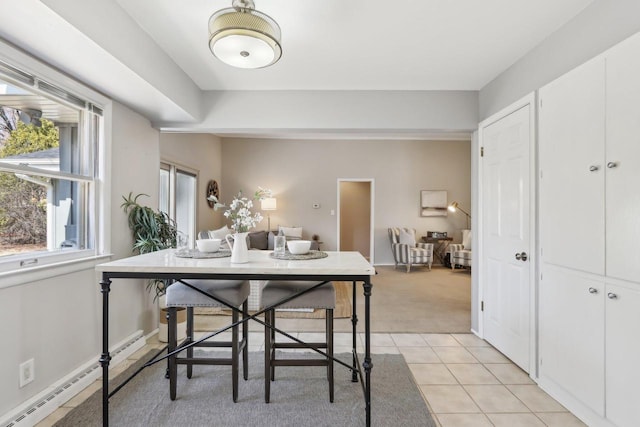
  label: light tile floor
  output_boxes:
[36,333,587,427]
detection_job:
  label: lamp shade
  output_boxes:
[261,197,277,211]
[208,2,282,69]
[448,201,460,212]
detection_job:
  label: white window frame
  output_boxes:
[159,160,198,248]
[0,42,109,285]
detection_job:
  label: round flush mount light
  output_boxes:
[208,0,282,69]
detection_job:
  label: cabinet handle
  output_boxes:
[589,165,599,172]
[607,292,618,299]
[588,287,598,294]
[607,161,618,168]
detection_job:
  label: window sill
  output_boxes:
[0,253,114,290]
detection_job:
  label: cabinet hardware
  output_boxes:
[607,292,618,299]
[607,161,618,168]
[588,287,598,294]
[589,165,599,172]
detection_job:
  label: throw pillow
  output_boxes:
[208,225,230,240]
[462,230,472,250]
[248,230,268,250]
[398,228,416,245]
[209,225,230,249]
[279,226,303,240]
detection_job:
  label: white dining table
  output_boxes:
[96,249,375,426]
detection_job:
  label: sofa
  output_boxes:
[200,225,319,251]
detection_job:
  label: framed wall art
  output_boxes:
[420,190,448,217]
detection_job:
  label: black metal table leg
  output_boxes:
[351,280,359,382]
[363,280,373,427]
[100,276,112,427]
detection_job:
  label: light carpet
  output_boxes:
[53,350,436,427]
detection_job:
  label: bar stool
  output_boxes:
[260,280,336,403]
[166,279,249,402]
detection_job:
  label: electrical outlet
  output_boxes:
[19,358,35,388]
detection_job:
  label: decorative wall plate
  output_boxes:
[206,180,219,208]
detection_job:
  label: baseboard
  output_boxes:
[1,330,146,427]
[536,376,615,427]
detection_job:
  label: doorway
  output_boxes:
[337,179,374,263]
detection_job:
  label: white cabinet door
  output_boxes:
[539,58,605,275]
[606,34,640,283]
[539,265,605,415]
[605,283,640,427]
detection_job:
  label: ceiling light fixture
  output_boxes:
[208,0,282,69]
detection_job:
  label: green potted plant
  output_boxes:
[121,192,184,342]
[121,192,177,299]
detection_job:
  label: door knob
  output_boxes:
[607,161,618,168]
[608,292,618,299]
[515,252,528,261]
[589,165,599,172]
[588,287,598,294]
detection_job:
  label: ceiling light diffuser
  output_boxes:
[208,0,282,69]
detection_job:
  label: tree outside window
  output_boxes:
[0,108,60,254]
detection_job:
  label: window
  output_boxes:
[0,60,101,272]
[159,162,197,247]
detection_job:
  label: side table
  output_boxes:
[422,237,453,265]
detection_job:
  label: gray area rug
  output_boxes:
[54,351,435,427]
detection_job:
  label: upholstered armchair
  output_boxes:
[450,229,472,270]
[388,227,433,273]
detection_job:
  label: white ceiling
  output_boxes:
[118,0,593,91]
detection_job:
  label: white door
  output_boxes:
[539,57,605,276]
[605,283,640,426]
[538,265,605,415]
[480,101,532,372]
[606,34,640,283]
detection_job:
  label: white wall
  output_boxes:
[221,138,471,265]
[109,102,161,337]
[479,0,640,119]
[0,266,100,415]
[159,133,223,233]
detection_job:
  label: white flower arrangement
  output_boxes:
[207,187,272,233]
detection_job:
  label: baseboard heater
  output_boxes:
[1,330,146,427]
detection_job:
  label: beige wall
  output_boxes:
[159,133,223,233]
[221,138,471,265]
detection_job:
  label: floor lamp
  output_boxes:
[448,201,471,229]
[261,197,277,231]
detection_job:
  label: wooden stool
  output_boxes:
[260,280,336,403]
[166,279,249,402]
